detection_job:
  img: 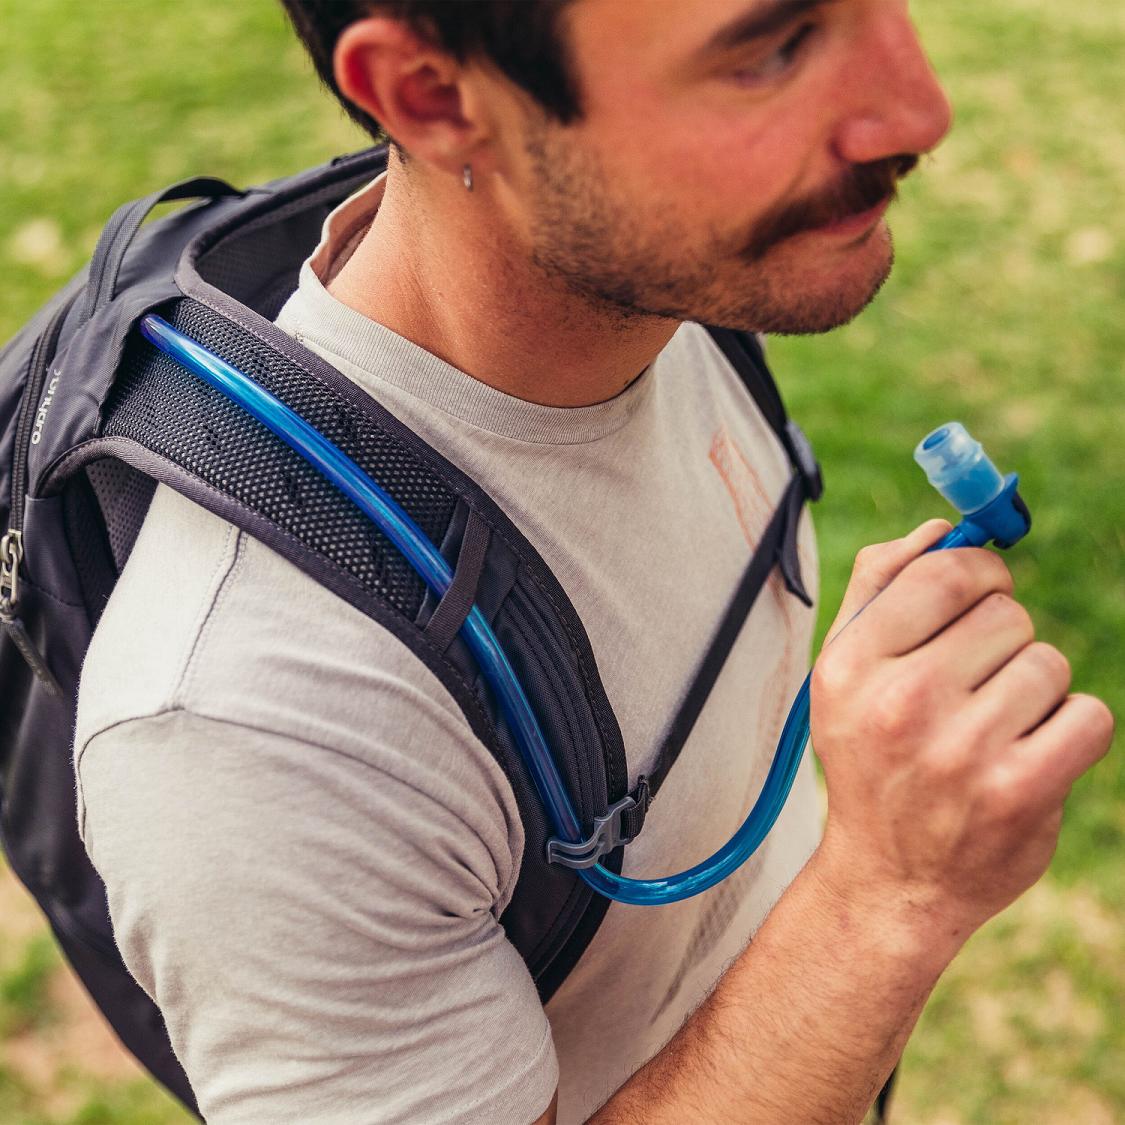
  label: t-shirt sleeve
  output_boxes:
[75,708,558,1125]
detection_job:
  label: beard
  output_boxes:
[521,124,918,335]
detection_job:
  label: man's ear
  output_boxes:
[334,17,488,175]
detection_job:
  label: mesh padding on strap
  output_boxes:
[101,300,458,621]
[193,183,353,317]
[85,459,157,573]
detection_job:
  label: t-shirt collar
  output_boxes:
[281,172,659,446]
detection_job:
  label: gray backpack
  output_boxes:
[0,145,821,1115]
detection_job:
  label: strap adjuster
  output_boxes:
[783,420,824,502]
[546,794,638,870]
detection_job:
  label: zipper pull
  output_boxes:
[1,528,25,608]
[1,529,64,698]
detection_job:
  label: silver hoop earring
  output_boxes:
[462,163,474,192]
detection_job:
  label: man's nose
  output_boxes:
[831,10,954,166]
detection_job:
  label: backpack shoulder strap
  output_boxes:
[618,325,826,839]
[44,291,629,1003]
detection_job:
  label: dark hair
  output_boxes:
[279,0,582,142]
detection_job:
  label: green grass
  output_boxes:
[0,1057,188,1125]
[1,1,1122,1122]
[0,935,59,1039]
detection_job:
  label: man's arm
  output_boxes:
[542,519,1114,1125]
[587,843,949,1124]
[530,845,942,1125]
[77,709,560,1124]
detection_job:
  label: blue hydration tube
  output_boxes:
[139,315,1032,906]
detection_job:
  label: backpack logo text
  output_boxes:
[30,372,60,446]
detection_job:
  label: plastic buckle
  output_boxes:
[783,420,824,502]
[545,794,638,870]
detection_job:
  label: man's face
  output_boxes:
[497,0,953,334]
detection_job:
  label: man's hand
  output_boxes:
[586,521,1113,1125]
[811,519,1115,946]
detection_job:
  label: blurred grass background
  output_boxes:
[0,0,1121,1121]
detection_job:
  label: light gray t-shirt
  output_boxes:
[74,175,823,1124]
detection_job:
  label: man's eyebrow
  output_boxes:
[698,0,841,58]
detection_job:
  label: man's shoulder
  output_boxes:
[74,481,480,768]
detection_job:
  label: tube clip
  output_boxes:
[546,794,639,869]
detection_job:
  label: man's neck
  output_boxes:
[325,169,678,408]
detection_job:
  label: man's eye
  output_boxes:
[734,23,816,83]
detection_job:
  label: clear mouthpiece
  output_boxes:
[914,422,1005,515]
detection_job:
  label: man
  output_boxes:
[74,2,1113,1122]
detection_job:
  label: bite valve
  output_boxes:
[914,422,1032,551]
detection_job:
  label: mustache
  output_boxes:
[742,153,919,260]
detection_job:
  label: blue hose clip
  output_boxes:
[914,422,1031,551]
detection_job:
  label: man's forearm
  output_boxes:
[590,844,963,1125]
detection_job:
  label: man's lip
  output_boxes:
[807,195,892,237]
